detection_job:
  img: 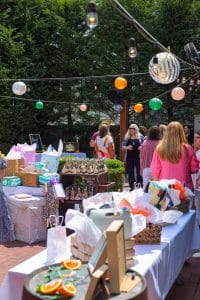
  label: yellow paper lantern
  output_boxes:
[134,103,144,113]
[114,77,127,90]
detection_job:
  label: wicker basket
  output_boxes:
[134,223,162,244]
[169,199,190,214]
[17,172,39,187]
[5,159,24,176]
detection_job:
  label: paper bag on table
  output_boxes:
[65,209,102,247]
[47,215,68,263]
[41,139,63,173]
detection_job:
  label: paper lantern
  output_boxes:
[114,77,127,90]
[35,101,44,110]
[134,103,144,113]
[149,52,180,84]
[12,81,27,95]
[80,104,87,111]
[113,104,123,113]
[171,87,185,101]
[149,98,163,111]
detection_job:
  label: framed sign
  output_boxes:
[29,134,43,152]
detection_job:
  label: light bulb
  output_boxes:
[128,38,137,58]
[87,2,98,29]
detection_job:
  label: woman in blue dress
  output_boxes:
[0,158,15,243]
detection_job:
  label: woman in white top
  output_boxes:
[95,124,115,160]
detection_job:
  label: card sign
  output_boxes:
[29,134,43,152]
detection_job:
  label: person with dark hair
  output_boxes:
[0,158,15,243]
[183,125,193,145]
[151,121,198,189]
[140,126,160,189]
[94,124,115,160]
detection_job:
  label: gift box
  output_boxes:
[5,159,24,176]
[2,176,22,187]
[17,172,39,187]
[38,173,60,185]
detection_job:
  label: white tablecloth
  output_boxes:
[0,211,199,300]
[4,186,46,244]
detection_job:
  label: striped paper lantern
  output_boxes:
[149,52,180,84]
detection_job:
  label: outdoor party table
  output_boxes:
[0,211,200,300]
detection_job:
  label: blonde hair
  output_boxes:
[157,121,187,163]
[159,124,167,140]
[124,124,141,140]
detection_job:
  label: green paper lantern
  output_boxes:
[35,101,44,110]
[149,98,163,111]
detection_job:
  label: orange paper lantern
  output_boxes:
[79,104,87,111]
[114,77,127,90]
[134,103,144,113]
[171,87,185,101]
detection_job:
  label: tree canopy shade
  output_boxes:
[0,0,199,153]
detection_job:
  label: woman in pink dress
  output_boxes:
[151,121,198,189]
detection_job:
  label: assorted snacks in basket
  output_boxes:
[18,172,39,187]
[134,223,162,244]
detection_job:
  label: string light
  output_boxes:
[128,38,137,58]
[86,1,98,29]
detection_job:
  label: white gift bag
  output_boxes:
[46,215,68,263]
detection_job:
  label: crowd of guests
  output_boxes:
[90,121,200,224]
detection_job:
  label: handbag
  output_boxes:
[46,215,68,263]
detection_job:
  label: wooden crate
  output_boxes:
[17,172,39,187]
[5,159,24,176]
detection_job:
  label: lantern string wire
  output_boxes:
[0,68,195,83]
[110,0,200,70]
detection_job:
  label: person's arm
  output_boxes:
[90,132,98,148]
[150,149,161,180]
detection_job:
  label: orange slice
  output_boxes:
[62,259,82,270]
[39,278,62,295]
[59,282,76,297]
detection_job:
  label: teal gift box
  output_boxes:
[3,176,22,187]
[38,173,59,185]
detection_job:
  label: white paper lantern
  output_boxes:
[12,81,27,95]
[149,52,180,84]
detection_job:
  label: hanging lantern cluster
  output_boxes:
[12,81,27,95]
[133,103,144,113]
[114,77,127,90]
[171,87,185,101]
[149,98,163,110]
[149,52,180,84]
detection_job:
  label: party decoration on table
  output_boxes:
[35,100,44,110]
[114,76,127,90]
[79,104,87,111]
[133,103,144,113]
[171,87,185,101]
[149,52,180,84]
[149,98,163,111]
[12,81,27,95]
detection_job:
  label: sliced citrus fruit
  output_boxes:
[62,259,82,270]
[39,278,62,295]
[58,282,76,297]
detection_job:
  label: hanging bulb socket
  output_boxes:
[128,38,137,58]
[86,2,98,29]
[152,56,158,65]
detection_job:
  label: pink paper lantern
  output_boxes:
[80,104,87,111]
[171,87,185,101]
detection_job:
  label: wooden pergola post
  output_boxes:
[119,100,128,161]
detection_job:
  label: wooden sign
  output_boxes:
[29,134,43,152]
